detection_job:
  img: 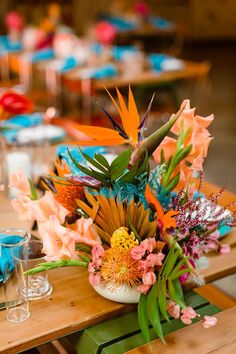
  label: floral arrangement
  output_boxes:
[11,88,235,344]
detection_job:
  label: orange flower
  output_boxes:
[69,86,140,146]
[100,248,142,289]
[44,159,84,212]
[145,185,178,230]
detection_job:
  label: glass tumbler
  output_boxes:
[0,229,31,323]
[18,239,52,300]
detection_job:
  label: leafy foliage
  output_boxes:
[68,147,150,187]
[138,241,192,344]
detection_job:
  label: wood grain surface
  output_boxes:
[125,306,236,354]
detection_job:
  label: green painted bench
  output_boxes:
[66,290,220,354]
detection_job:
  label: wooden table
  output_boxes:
[125,306,236,354]
[0,182,235,353]
[63,60,210,92]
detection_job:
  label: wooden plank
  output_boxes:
[125,307,236,354]
[103,304,220,354]
[195,284,236,310]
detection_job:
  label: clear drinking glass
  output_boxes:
[0,228,31,323]
[18,239,52,300]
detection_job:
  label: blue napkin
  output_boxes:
[90,42,103,55]
[149,16,174,29]
[89,64,117,79]
[1,113,43,143]
[0,235,21,282]
[104,16,137,32]
[112,46,138,61]
[0,35,22,55]
[148,53,171,71]
[30,48,55,63]
[60,56,78,73]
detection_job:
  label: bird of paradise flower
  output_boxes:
[67,86,186,165]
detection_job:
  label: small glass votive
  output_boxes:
[18,239,52,300]
[0,228,31,323]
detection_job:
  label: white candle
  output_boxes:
[6,151,32,199]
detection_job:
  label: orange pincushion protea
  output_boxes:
[100,248,142,289]
[54,185,84,212]
[45,159,84,212]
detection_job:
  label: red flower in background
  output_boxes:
[0,91,34,115]
[5,11,24,32]
[134,1,150,17]
[95,21,117,46]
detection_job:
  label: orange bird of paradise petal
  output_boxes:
[145,184,179,230]
[69,86,140,147]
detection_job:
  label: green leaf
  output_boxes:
[147,290,166,344]
[110,148,132,172]
[25,259,88,275]
[75,243,92,253]
[138,294,150,344]
[160,149,165,165]
[68,149,106,182]
[78,254,90,263]
[128,219,141,242]
[162,242,176,277]
[28,178,38,200]
[168,278,185,308]
[169,267,193,280]
[166,173,180,192]
[158,282,169,322]
[165,248,180,278]
[81,151,108,173]
[94,153,110,169]
[175,144,192,164]
[171,258,188,277]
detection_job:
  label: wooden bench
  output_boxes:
[125,307,236,354]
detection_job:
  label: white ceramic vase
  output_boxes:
[92,283,140,304]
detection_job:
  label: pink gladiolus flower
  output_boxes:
[202,315,217,328]
[38,215,78,261]
[146,252,165,267]
[138,283,151,294]
[11,194,33,221]
[130,244,145,260]
[88,260,101,272]
[141,238,157,253]
[30,191,69,223]
[89,272,101,287]
[153,99,214,190]
[91,243,105,260]
[167,300,180,319]
[73,217,101,247]
[142,271,156,285]
[218,244,230,254]
[180,307,199,325]
[9,171,31,195]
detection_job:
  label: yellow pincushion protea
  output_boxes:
[111,227,139,250]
